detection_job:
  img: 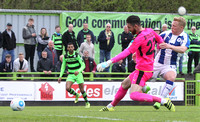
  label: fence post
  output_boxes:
[196,80,200,106]
[89,72,94,81]
[185,81,187,106]
[13,72,17,81]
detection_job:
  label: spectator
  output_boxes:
[112,60,126,73]
[154,27,161,34]
[112,60,126,78]
[52,25,63,60]
[160,24,168,33]
[56,55,67,72]
[22,18,36,72]
[82,50,97,74]
[44,41,58,68]
[128,53,136,72]
[0,31,2,48]
[79,34,95,59]
[178,53,184,75]
[77,23,95,46]
[36,28,50,59]
[62,24,78,52]
[13,53,28,72]
[128,60,136,72]
[121,25,133,70]
[37,51,54,74]
[187,26,200,75]
[98,23,115,72]
[2,23,16,62]
[0,54,13,72]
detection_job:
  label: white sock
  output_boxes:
[107,103,113,108]
[160,80,174,98]
[160,98,167,105]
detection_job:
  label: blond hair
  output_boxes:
[40,28,48,37]
[173,17,186,28]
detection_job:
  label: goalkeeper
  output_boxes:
[58,42,90,108]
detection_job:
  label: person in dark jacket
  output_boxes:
[82,50,97,74]
[36,28,50,59]
[187,26,200,74]
[2,23,16,62]
[0,54,13,72]
[0,32,3,48]
[112,60,126,72]
[121,25,133,70]
[37,51,54,80]
[0,54,13,78]
[77,23,95,46]
[56,55,67,72]
[22,18,37,72]
[111,60,126,78]
[37,51,54,73]
[44,41,58,68]
[62,24,78,52]
[128,60,136,72]
[98,23,115,72]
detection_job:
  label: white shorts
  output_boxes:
[151,62,177,81]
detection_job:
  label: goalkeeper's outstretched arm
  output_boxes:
[97,49,132,71]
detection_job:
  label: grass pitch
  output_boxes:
[0,106,199,122]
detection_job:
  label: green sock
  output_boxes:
[82,91,89,103]
[69,89,77,96]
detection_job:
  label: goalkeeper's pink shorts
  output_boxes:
[129,70,153,87]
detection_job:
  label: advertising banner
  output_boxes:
[0,82,35,101]
[0,81,184,101]
[60,12,199,72]
[34,81,184,101]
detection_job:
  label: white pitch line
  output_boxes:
[38,114,124,121]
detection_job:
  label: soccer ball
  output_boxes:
[10,98,25,111]
[178,6,186,16]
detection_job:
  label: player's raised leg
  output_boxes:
[66,81,80,103]
[130,70,175,112]
[153,71,176,109]
[99,77,131,111]
[130,84,175,112]
[78,83,90,108]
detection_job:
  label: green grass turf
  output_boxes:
[0,106,199,122]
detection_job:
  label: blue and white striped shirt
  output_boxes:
[155,30,190,65]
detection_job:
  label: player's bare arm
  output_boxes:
[159,43,188,53]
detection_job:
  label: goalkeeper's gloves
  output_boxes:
[97,60,112,72]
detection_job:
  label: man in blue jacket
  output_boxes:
[77,23,95,46]
[98,23,115,72]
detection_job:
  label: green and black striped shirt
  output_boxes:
[59,51,85,77]
[52,32,63,50]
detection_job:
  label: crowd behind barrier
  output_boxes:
[0,17,200,76]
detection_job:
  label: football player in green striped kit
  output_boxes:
[58,42,90,108]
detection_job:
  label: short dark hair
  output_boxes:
[86,34,91,37]
[5,54,11,58]
[55,25,61,29]
[28,18,34,21]
[67,42,74,46]
[126,15,141,26]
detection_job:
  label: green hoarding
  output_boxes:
[60,12,200,73]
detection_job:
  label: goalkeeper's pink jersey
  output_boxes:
[127,28,163,72]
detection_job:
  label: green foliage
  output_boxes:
[0,0,200,13]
